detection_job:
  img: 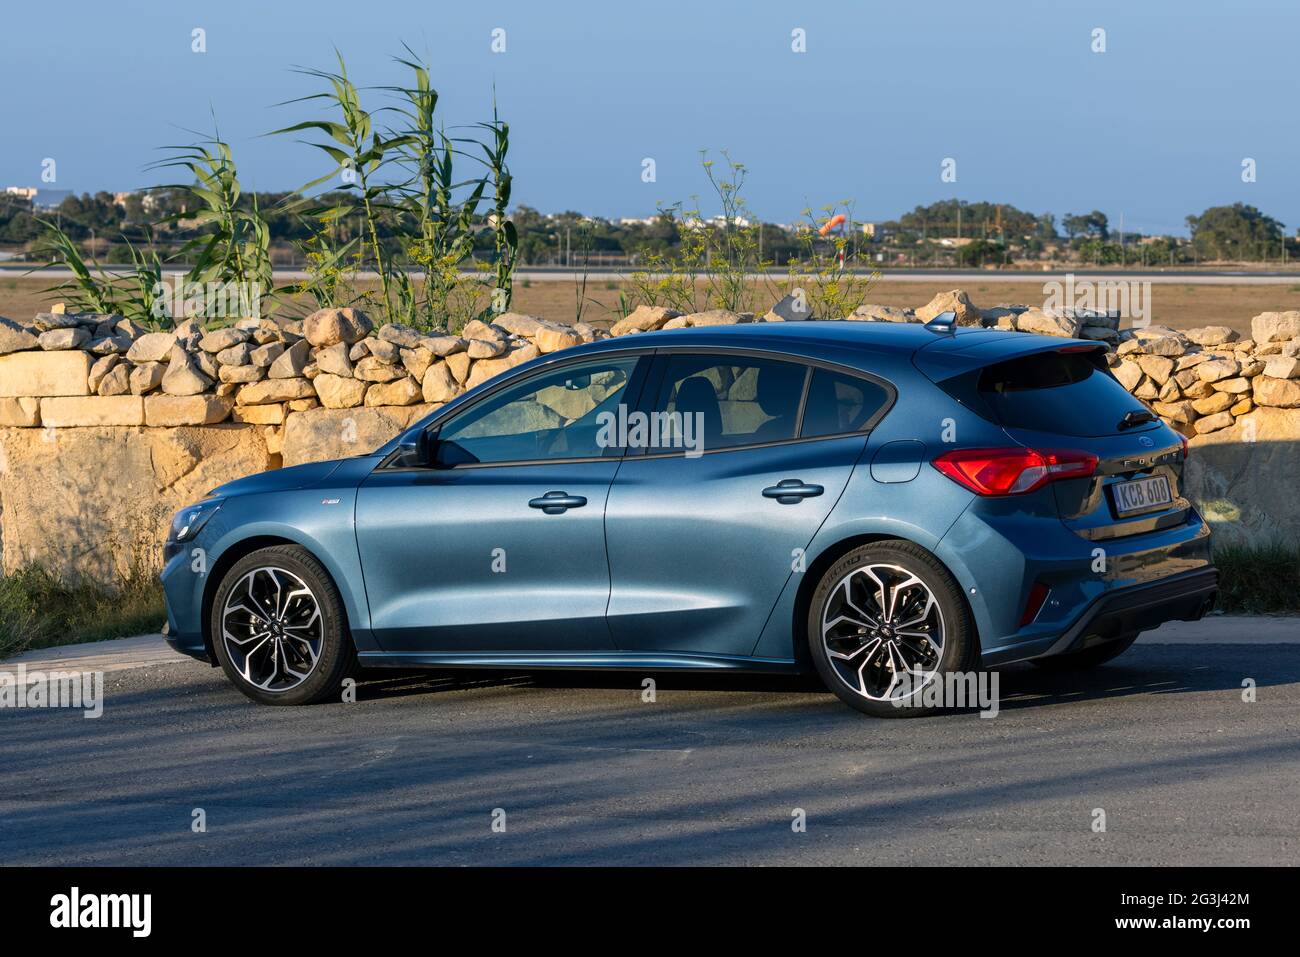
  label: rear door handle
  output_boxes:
[762,479,824,504]
[528,491,588,514]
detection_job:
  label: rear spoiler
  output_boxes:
[911,329,1108,383]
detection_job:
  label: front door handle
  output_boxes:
[762,479,824,504]
[528,491,588,514]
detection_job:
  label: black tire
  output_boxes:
[806,540,978,718]
[209,544,356,706]
[1030,632,1138,670]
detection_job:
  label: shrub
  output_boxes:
[0,565,164,660]
[1212,541,1300,614]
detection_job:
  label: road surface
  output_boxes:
[1,620,1296,866]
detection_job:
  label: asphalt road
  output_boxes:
[2,639,1297,866]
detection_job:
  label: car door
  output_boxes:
[356,352,649,654]
[604,350,893,658]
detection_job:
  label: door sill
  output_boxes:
[357,651,801,673]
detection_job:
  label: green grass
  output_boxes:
[1212,542,1300,614]
[0,565,165,660]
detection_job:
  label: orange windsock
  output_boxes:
[818,214,846,236]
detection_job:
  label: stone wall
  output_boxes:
[1,292,1297,579]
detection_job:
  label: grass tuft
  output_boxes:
[1212,542,1300,614]
[0,565,165,660]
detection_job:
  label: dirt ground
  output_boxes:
[4,275,1297,338]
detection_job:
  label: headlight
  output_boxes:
[167,499,223,544]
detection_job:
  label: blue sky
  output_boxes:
[2,0,1295,234]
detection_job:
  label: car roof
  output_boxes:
[574,319,932,357]
[571,319,1075,368]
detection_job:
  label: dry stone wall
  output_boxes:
[1,292,1297,579]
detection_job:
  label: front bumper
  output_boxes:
[982,566,1218,666]
[161,548,214,664]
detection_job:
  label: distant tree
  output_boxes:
[1062,210,1109,241]
[1138,236,1187,265]
[956,239,1005,266]
[53,191,123,238]
[0,194,42,244]
[1075,237,1123,265]
[895,199,1040,241]
[1186,203,1283,260]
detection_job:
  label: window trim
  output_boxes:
[628,345,897,460]
[379,349,654,471]
[378,343,897,471]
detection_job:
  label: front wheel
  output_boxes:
[807,541,977,718]
[210,544,356,705]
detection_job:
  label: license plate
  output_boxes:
[1112,474,1172,517]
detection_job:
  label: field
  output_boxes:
[3,275,1299,338]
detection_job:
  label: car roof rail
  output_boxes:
[924,311,958,335]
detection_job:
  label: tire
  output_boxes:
[1030,632,1138,671]
[209,544,356,705]
[806,540,977,718]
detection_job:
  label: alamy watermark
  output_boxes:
[1043,272,1151,328]
[50,887,150,937]
[150,276,263,322]
[0,666,103,718]
[890,668,1000,717]
[595,404,706,458]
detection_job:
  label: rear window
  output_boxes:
[976,351,1152,437]
[800,369,890,438]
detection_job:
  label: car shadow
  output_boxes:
[352,642,1294,712]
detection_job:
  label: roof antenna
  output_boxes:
[924,310,958,335]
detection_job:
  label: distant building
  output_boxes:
[112,190,161,212]
[4,186,74,208]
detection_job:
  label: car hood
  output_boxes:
[207,459,348,499]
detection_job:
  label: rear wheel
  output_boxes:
[807,541,977,718]
[210,544,356,705]
[1031,632,1138,670]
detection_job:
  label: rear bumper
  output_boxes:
[982,566,1218,666]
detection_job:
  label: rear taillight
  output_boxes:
[1180,435,1189,461]
[932,447,1099,496]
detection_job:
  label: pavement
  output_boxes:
[0,616,1296,866]
[0,634,188,683]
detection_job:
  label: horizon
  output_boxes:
[2,0,1296,236]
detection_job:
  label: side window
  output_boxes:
[435,356,640,465]
[800,368,890,438]
[653,355,808,452]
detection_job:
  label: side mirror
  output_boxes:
[395,429,435,468]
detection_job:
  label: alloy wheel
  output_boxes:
[220,566,324,693]
[820,563,946,702]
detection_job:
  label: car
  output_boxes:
[160,315,1217,717]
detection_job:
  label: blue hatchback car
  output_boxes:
[161,318,1217,716]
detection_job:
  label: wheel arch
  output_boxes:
[790,533,981,667]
